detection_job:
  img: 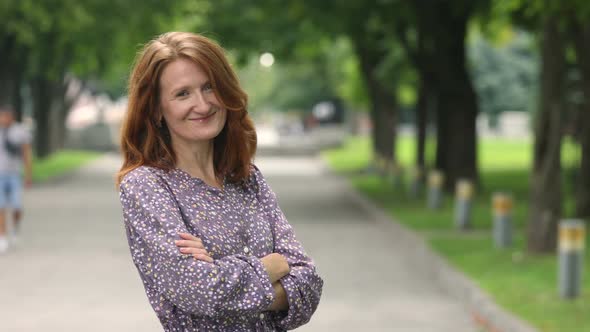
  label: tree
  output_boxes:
[504,0,590,252]
[183,0,403,166]
[526,16,566,252]
[570,11,590,219]
[396,0,491,190]
[0,0,177,157]
[291,1,405,166]
[469,32,538,123]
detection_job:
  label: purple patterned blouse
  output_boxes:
[119,165,323,331]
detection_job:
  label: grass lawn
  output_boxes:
[323,135,589,332]
[32,150,102,183]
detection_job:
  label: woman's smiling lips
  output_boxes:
[188,110,217,122]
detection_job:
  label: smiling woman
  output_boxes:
[118,32,256,186]
[115,32,323,332]
[159,57,228,166]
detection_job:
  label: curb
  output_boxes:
[321,161,539,332]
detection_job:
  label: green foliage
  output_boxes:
[32,150,100,182]
[469,30,539,122]
[323,37,369,111]
[177,1,373,113]
[1,0,178,94]
[238,57,334,113]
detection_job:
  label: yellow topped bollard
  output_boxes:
[558,219,585,299]
[454,179,474,230]
[389,162,404,191]
[375,155,386,177]
[427,170,444,209]
[456,180,474,200]
[409,166,423,198]
[492,193,513,248]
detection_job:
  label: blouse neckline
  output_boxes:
[171,167,227,192]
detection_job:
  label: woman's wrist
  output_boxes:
[261,253,290,283]
[268,281,289,311]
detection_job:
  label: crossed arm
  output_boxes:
[120,168,322,328]
[175,232,289,312]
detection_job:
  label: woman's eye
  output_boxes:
[176,90,189,98]
[203,83,213,92]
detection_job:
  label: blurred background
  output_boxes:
[1,1,589,331]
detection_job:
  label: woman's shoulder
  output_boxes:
[246,163,264,184]
[246,163,274,193]
[120,165,168,188]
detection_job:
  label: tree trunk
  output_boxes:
[416,79,427,169]
[371,81,397,161]
[31,77,54,158]
[12,70,23,122]
[527,17,565,253]
[431,5,479,191]
[0,74,14,108]
[578,115,590,219]
[29,30,70,157]
[572,22,590,219]
[397,2,438,180]
[353,38,398,165]
[0,35,17,107]
[52,79,70,150]
[416,73,436,170]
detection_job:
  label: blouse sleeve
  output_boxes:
[119,171,275,318]
[252,166,324,330]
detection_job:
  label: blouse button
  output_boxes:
[259,313,265,320]
[243,246,250,254]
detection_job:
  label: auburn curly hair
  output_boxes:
[116,32,257,186]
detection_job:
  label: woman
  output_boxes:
[116,32,323,331]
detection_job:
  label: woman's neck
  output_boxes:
[173,139,221,188]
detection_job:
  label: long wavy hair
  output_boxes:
[116,32,257,186]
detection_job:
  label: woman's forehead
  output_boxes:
[160,58,209,88]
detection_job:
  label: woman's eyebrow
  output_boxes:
[170,84,191,95]
[170,81,211,95]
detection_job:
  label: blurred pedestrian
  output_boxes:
[0,105,32,253]
[116,32,323,331]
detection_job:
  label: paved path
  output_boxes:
[0,153,478,331]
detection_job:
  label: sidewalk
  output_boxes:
[0,153,478,331]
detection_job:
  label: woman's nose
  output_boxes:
[190,91,209,110]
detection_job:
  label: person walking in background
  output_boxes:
[0,105,32,254]
[116,32,323,331]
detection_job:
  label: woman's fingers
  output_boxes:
[175,233,204,249]
[175,239,205,248]
[193,253,214,263]
[179,247,209,255]
[179,232,200,241]
[176,233,213,262]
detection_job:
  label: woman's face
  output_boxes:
[158,57,227,149]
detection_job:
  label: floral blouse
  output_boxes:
[119,165,323,331]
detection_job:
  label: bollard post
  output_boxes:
[454,179,474,230]
[492,193,513,248]
[375,155,386,177]
[409,167,423,198]
[366,155,381,175]
[558,219,585,299]
[427,170,444,209]
[390,163,404,191]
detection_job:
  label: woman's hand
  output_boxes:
[260,253,290,283]
[268,281,289,311]
[175,233,214,263]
